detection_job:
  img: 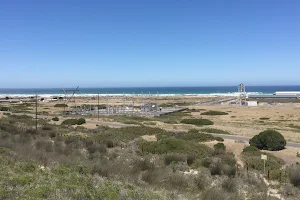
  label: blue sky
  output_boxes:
[0,0,299,88]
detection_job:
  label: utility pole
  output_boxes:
[132,92,135,113]
[35,93,38,130]
[97,92,100,121]
[106,93,108,114]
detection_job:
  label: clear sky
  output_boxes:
[0,0,299,88]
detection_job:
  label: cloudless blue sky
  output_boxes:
[0,0,299,88]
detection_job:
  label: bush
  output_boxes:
[187,154,196,166]
[164,154,186,165]
[242,150,284,171]
[222,177,237,192]
[201,111,228,116]
[201,187,226,200]
[61,118,86,126]
[166,173,189,191]
[140,138,213,158]
[259,117,270,120]
[176,131,217,142]
[0,107,9,111]
[289,165,300,187]
[61,119,78,125]
[214,143,226,151]
[54,104,68,107]
[180,118,214,126]
[201,128,230,135]
[52,117,59,121]
[141,170,161,184]
[223,164,236,177]
[132,158,155,172]
[249,130,286,151]
[209,159,223,175]
[194,173,211,190]
[243,146,259,152]
[215,137,224,142]
[77,118,86,125]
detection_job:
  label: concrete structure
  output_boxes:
[248,94,298,99]
[246,101,258,107]
[275,91,300,96]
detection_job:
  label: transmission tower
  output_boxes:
[237,83,246,105]
[61,86,80,110]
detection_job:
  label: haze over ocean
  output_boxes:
[1,86,300,97]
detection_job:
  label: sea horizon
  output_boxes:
[1,85,300,97]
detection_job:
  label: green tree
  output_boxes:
[249,130,286,151]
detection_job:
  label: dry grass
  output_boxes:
[189,105,300,143]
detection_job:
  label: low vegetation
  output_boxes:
[0,107,9,111]
[180,118,214,126]
[201,128,230,135]
[61,118,86,125]
[249,130,286,151]
[0,113,299,199]
[52,117,59,121]
[242,146,284,171]
[155,111,191,124]
[289,165,300,187]
[54,104,68,107]
[259,117,270,120]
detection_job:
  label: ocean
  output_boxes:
[1,86,300,97]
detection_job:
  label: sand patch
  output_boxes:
[262,147,300,165]
[141,135,157,142]
[203,139,247,167]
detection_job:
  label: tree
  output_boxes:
[249,130,286,151]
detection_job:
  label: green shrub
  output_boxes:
[249,130,286,151]
[54,104,68,107]
[214,143,226,151]
[242,150,284,171]
[289,165,300,187]
[180,118,214,126]
[201,187,226,200]
[194,173,210,190]
[223,164,236,177]
[77,118,86,125]
[0,147,10,154]
[215,137,224,142]
[222,178,237,193]
[132,158,155,172]
[141,170,161,184]
[0,107,9,111]
[61,118,86,126]
[187,154,196,166]
[209,159,223,175]
[201,128,230,135]
[260,117,270,120]
[176,132,217,142]
[243,146,259,152]
[164,154,186,165]
[61,118,78,125]
[166,173,189,191]
[52,117,59,121]
[140,138,213,158]
[201,157,212,168]
[201,111,228,116]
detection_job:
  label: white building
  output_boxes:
[246,101,258,107]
